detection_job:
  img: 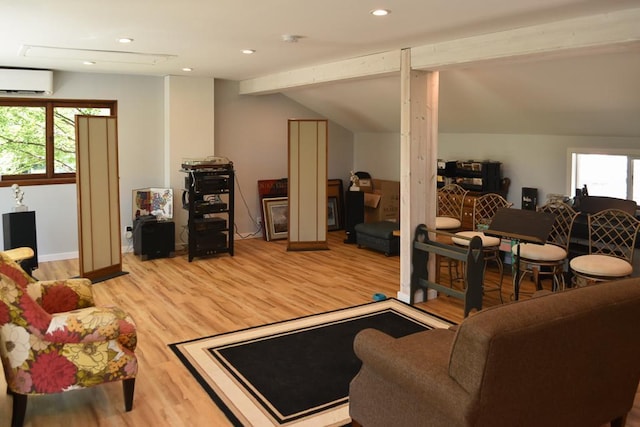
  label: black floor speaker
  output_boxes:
[133,219,175,260]
[344,190,365,243]
[3,211,38,274]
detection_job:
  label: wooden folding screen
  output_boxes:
[75,115,123,280]
[287,119,329,251]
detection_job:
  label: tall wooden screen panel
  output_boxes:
[287,119,329,251]
[75,115,123,280]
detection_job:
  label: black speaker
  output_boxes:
[3,211,38,274]
[522,187,538,211]
[344,191,365,243]
[133,219,175,260]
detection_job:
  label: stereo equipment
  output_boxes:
[181,156,232,170]
[193,231,228,253]
[192,217,227,232]
[191,200,228,215]
[184,175,230,193]
[133,218,175,260]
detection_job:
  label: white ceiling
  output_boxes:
[2,0,640,136]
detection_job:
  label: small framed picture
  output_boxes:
[262,197,288,241]
[328,196,340,231]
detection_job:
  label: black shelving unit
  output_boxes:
[438,160,502,192]
[181,165,234,261]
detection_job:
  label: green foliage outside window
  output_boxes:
[0,100,115,184]
[0,106,46,175]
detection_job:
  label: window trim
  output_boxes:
[0,97,117,187]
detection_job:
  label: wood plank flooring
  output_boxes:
[1,231,638,426]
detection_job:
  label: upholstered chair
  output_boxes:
[0,251,137,427]
[512,201,579,293]
[570,208,640,286]
[452,193,512,302]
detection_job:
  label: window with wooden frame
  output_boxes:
[0,98,116,186]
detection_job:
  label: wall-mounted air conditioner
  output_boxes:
[0,68,53,95]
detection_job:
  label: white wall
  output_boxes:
[439,133,640,208]
[352,131,640,208]
[353,132,400,181]
[214,79,354,236]
[164,75,215,248]
[0,71,164,260]
[0,74,354,260]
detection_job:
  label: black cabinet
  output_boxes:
[438,160,502,193]
[182,166,234,261]
[2,211,38,274]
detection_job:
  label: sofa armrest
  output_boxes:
[353,328,472,418]
[29,279,95,313]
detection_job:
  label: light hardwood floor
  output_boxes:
[1,232,639,426]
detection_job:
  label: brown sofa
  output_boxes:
[349,278,640,427]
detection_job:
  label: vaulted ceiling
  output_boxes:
[2,1,639,136]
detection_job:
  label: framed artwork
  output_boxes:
[262,197,288,241]
[257,179,288,240]
[132,188,174,220]
[328,196,340,231]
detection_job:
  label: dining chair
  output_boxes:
[436,184,469,285]
[452,193,513,302]
[570,208,640,286]
[436,183,468,231]
[512,201,579,293]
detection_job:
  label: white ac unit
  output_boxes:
[0,68,53,95]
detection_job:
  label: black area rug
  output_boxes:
[170,298,453,427]
[170,299,451,426]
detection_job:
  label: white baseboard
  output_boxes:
[38,251,78,262]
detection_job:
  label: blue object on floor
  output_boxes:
[373,293,387,301]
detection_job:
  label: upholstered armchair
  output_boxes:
[0,251,137,427]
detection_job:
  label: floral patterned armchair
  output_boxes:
[0,251,138,427]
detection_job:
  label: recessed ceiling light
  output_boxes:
[83,61,95,65]
[118,37,134,44]
[242,49,256,54]
[182,67,193,72]
[371,9,390,16]
[281,35,301,43]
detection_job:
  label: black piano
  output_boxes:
[568,196,640,259]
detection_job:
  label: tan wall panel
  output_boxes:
[107,119,121,262]
[287,119,328,250]
[76,116,122,280]
[298,122,318,241]
[88,118,112,270]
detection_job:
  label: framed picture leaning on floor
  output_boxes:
[262,197,288,241]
